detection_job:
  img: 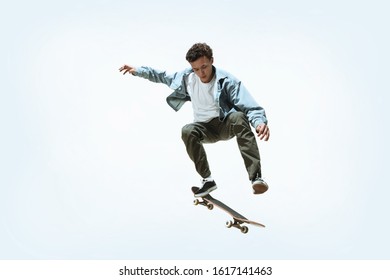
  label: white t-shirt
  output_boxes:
[185,73,220,123]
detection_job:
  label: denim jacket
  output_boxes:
[134,66,268,128]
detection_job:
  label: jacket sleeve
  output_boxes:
[134,66,179,89]
[228,81,268,128]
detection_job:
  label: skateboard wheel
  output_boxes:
[226,220,233,228]
[207,204,214,210]
[241,226,249,234]
[193,199,199,205]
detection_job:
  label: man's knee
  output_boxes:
[181,123,197,140]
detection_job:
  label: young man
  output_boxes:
[119,43,270,197]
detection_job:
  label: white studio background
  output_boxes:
[1,0,389,259]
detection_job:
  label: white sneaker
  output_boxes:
[252,177,269,194]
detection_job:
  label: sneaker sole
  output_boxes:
[252,183,268,194]
[194,186,217,197]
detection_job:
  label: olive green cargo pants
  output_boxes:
[181,111,262,181]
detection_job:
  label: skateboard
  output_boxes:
[191,187,265,234]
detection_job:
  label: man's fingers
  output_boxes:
[262,130,270,141]
[257,124,270,141]
[257,125,265,136]
[119,65,130,73]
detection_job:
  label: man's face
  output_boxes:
[189,56,214,83]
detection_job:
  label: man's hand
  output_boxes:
[119,64,136,75]
[256,123,270,141]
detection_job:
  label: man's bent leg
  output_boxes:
[181,122,212,179]
[223,112,262,181]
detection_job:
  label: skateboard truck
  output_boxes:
[225,219,249,234]
[193,198,214,210]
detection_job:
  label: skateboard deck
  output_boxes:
[191,187,265,233]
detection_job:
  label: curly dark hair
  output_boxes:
[185,43,213,62]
